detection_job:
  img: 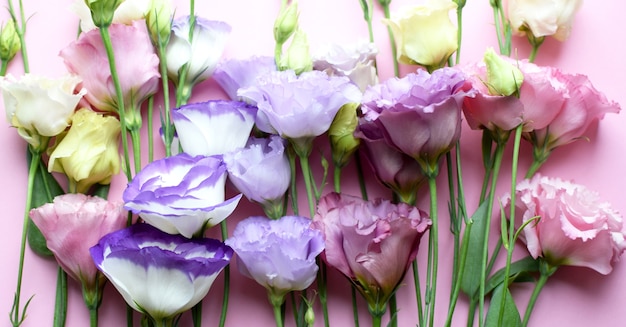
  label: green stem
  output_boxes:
[498,125,523,325]
[380,3,399,77]
[454,1,465,65]
[297,153,316,219]
[129,128,143,176]
[525,157,546,179]
[478,142,506,327]
[99,26,132,181]
[522,263,556,327]
[445,220,471,327]
[388,295,397,327]
[10,148,39,327]
[8,0,29,73]
[425,176,439,327]
[152,318,175,327]
[147,97,154,162]
[354,150,369,201]
[270,293,285,327]
[156,43,173,157]
[412,260,424,326]
[351,287,360,327]
[1,60,8,76]
[333,166,341,193]
[317,260,330,327]
[53,267,68,327]
[371,313,382,327]
[89,307,98,327]
[287,148,299,216]
[218,221,231,327]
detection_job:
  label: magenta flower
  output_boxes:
[225,215,324,302]
[171,100,257,156]
[503,174,626,274]
[123,153,242,238]
[238,70,361,154]
[59,21,160,113]
[212,56,277,100]
[29,194,127,291]
[90,223,232,322]
[222,136,290,219]
[312,192,431,313]
[360,67,471,175]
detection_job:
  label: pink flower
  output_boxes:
[503,174,626,274]
[59,21,160,113]
[29,194,128,288]
[312,192,431,309]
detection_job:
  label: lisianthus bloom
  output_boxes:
[506,0,583,41]
[212,56,277,100]
[171,100,257,156]
[1,73,84,149]
[48,108,121,194]
[360,67,471,176]
[71,0,151,31]
[30,194,127,304]
[223,136,290,219]
[502,174,626,274]
[166,16,230,90]
[312,192,431,315]
[382,0,458,70]
[312,40,379,92]
[60,21,160,116]
[90,223,232,323]
[123,153,242,238]
[238,70,361,155]
[225,215,324,304]
[355,118,425,205]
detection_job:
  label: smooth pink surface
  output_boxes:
[1,1,625,326]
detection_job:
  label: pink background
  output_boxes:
[1,0,625,326]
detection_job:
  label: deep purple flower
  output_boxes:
[171,100,257,156]
[225,215,324,301]
[222,136,290,219]
[123,153,242,238]
[213,56,277,100]
[359,67,472,175]
[238,70,361,154]
[312,192,431,311]
[90,223,232,321]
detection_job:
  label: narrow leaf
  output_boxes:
[485,283,522,327]
[460,201,489,296]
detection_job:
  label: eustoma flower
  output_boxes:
[312,40,379,92]
[1,73,84,148]
[171,100,257,156]
[212,56,277,100]
[48,108,121,193]
[123,153,242,238]
[359,67,471,175]
[238,70,361,155]
[30,194,127,310]
[503,174,626,275]
[90,223,232,325]
[312,192,431,319]
[59,21,160,114]
[71,0,151,32]
[225,215,324,324]
[222,136,290,219]
[506,0,583,41]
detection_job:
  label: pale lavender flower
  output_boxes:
[225,215,324,301]
[213,56,276,100]
[123,153,242,238]
[238,70,361,154]
[223,136,290,219]
[90,223,232,321]
[313,40,379,92]
[171,100,257,156]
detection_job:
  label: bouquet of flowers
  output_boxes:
[2,0,624,326]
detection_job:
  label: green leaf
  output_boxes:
[485,283,522,327]
[52,267,67,327]
[483,256,539,297]
[460,201,489,297]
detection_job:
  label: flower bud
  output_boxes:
[145,0,173,45]
[280,28,312,75]
[0,20,20,62]
[329,102,361,169]
[273,2,299,45]
[483,47,523,96]
[85,0,125,28]
[304,305,315,327]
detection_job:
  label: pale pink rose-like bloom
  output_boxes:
[505,0,583,41]
[60,21,160,113]
[29,194,128,288]
[312,40,379,92]
[503,174,626,275]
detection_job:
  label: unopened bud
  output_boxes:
[281,28,312,75]
[0,21,20,62]
[273,2,299,45]
[329,102,361,169]
[146,0,173,45]
[483,47,523,96]
[85,0,124,28]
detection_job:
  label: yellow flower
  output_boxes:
[383,0,458,70]
[48,108,121,193]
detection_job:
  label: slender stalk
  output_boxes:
[371,314,382,327]
[129,128,143,175]
[53,268,68,327]
[425,176,440,327]
[522,263,556,327]
[1,60,8,76]
[218,221,231,327]
[270,292,285,327]
[297,153,316,218]
[147,97,154,162]
[388,295,397,327]
[156,43,173,157]
[454,0,465,65]
[412,261,424,326]
[9,148,39,327]
[354,150,369,201]
[380,2,399,77]
[89,307,98,327]
[8,0,29,73]
[273,303,284,327]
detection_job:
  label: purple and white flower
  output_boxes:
[90,223,232,321]
[171,100,257,156]
[123,153,242,238]
[225,215,324,301]
[223,136,290,219]
[212,56,277,100]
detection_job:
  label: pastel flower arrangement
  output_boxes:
[1,1,623,327]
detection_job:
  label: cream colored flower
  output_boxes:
[1,73,84,148]
[48,108,121,193]
[383,0,458,70]
[71,0,150,31]
[506,0,583,41]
